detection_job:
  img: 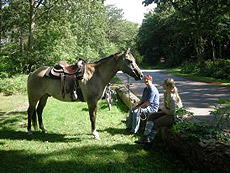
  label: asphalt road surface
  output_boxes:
[117,69,230,122]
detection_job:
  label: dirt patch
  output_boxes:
[0,94,28,116]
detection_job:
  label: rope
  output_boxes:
[140,114,148,121]
[126,74,131,109]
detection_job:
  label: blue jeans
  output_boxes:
[126,107,155,133]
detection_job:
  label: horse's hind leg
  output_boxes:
[27,101,38,135]
[37,94,49,133]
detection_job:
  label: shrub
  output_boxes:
[0,74,27,95]
[212,59,230,79]
[181,59,230,80]
[173,99,230,144]
[180,61,199,74]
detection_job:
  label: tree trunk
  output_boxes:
[194,0,205,70]
[211,40,216,60]
[28,0,36,53]
[19,27,24,53]
[219,40,222,58]
[115,85,140,109]
[0,0,2,52]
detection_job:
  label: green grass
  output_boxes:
[168,70,230,85]
[0,95,191,173]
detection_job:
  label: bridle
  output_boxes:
[122,52,136,72]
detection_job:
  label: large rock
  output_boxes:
[160,128,230,172]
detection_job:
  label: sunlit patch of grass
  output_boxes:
[169,70,230,85]
[0,95,192,172]
[0,94,28,112]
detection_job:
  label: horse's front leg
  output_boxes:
[88,102,100,140]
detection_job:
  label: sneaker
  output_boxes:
[129,131,135,135]
[134,136,150,144]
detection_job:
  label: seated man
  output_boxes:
[135,78,183,143]
[126,75,159,134]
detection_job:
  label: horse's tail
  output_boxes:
[31,109,38,130]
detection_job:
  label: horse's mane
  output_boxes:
[94,52,122,64]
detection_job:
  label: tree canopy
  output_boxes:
[0,0,139,75]
[1,0,229,76]
[139,0,230,67]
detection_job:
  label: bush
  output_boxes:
[212,59,230,79]
[181,59,230,80]
[180,61,200,74]
[173,99,230,144]
[0,74,27,95]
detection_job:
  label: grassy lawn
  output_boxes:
[168,70,230,85]
[0,94,191,173]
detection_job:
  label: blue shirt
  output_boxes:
[142,84,159,112]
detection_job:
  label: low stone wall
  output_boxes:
[160,128,230,172]
[115,84,230,172]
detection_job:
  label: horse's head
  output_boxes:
[120,48,143,80]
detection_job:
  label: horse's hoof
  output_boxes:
[93,130,100,140]
[41,129,48,133]
[94,135,100,140]
[28,131,33,135]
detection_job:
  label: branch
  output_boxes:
[35,0,59,20]
[35,0,44,8]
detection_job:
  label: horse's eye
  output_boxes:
[127,59,132,63]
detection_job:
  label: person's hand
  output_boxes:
[134,105,140,110]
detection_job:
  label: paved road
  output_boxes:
[117,69,230,121]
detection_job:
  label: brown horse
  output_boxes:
[27,48,143,139]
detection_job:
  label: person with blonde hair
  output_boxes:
[135,78,183,144]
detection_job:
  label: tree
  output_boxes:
[0,0,141,75]
[140,0,230,68]
[106,5,139,53]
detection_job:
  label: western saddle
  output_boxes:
[46,59,86,101]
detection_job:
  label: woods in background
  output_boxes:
[1,0,229,80]
[138,0,230,77]
[0,0,139,75]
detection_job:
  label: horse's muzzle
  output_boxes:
[134,73,143,81]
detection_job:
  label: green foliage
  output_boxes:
[210,99,230,131]
[137,0,230,68]
[0,74,27,95]
[1,0,140,74]
[181,59,230,80]
[180,61,200,74]
[173,100,230,144]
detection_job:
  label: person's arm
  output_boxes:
[134,100,150,110]
[162,92,173,115]
[163,94,178,115]
[169,94,182,115]
[133,99,143,109]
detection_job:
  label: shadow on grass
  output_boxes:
[98,127,130,136]
[0,143,191,173]
[0,130,81,143]
[115,98,129,113]
[81,108,88,112]
[0,111,27,116]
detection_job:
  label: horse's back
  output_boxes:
[27,66,77,102]
[27,67,51,100]
[28,66,49,87]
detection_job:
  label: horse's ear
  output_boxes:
[125,48,131,57]
[79,58,86,63]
